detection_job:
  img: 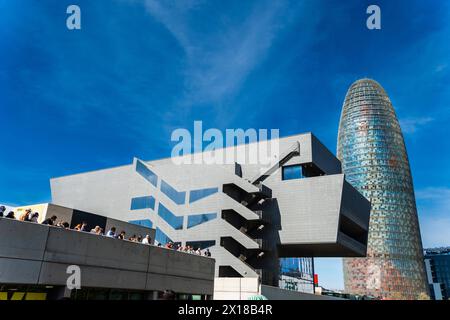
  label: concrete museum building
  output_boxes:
[48,132,371,298]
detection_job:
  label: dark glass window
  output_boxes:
[130,196,155,210]
[186,240,216,249]
[110,290,127,300]
[189,187,218,203]
[187,213,217,228]
[136,160,158,187]
[158,203,183,230]
[129,219,153,228]
[70,209,107,231]
[282,165,303,180]
[161,180,186,205]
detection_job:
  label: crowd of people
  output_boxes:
[0,207,40,222]
[165,241,211,257]
[0,206,212,257]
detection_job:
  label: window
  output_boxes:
[71,209,107,231]
[130,196,155,210]
[155,227,173,245]
[158,203,183,230]
[161,180,186,205]
[187,213,217,228]
[189,187,218,203]
[282,165,303,180]
[129,219,153,228]
[136,160,158,187]
[186,240,216,249]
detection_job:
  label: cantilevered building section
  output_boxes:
[51,132,370,289]
[337,79,428,299]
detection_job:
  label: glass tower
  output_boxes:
[279,258,314,294]
[337,79,428,299]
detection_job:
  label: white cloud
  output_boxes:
[143,0,292,106]
[420,216,450,248]
[399,117,434,134]
[416,187,450,201]
[434,63,448,73]
[416,187,450,248]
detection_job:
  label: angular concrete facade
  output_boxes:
[51,132,370,286]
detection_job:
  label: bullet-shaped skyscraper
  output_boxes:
[337,79,428,299]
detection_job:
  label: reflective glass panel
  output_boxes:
[130,196,155,210]
[155,227,173,245]
[158,203,183,230]
[282,165,303,180]
[129,219,153,228]
[136,160,158,187]
[187,213,217,228]
[161,180,186,205]
[189,187,218,203]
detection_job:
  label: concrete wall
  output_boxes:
[46,204,73,224]
[214,278,261,300]
[0,218,215,295]
[310,133,342,175]
[270,174,344,244]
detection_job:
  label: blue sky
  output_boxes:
[1,0,449,290]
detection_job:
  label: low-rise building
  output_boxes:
[424,247,450,300]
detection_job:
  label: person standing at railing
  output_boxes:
[106,227,116,238]
[19,208,32,221]
[79,221,88,232]
[142,235,151,245]
[5,211,15,219]
[56,221,70,229]
[42,215,57,226]
[29,212,39,223]
[117,230,126,240]
[90,226,100,233]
